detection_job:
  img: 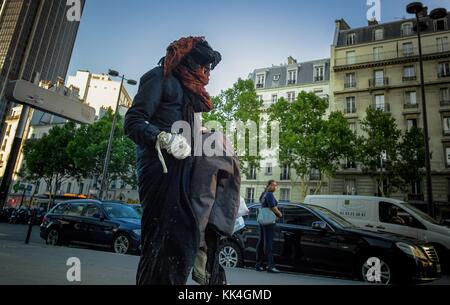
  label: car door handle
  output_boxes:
[376,226,386,230]
[281,231,294,236]
[365,224,374,228]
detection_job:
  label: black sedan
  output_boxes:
[40,200,141,254]
[218,203,441,284]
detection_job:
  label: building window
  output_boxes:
[66,183,72,194]
[434,18,448,31]
[257,95,263,102]
[1,139,7,151]
[247,165,257,180]
[265,163,273,176]
[401,22,413,36]
[79,183,84,194]
[407,119,418,131]
[403,42,414,57]
[403,65,416,81]
[373,47,384,61]
[437,37,449,52]
[280,165,290,180]
[405,91,417,106]
[373,69,385,86]
[374,28,384,41]
[280,188,291,202]
[287,92,296,102]
[287,70,297,85]
[256,74,265,88]
[346,51,356,65]
[439,62,450,78]
[345,73,356,88]
[246,188,255,204]
[314,65,325,82]
[445,147,450,167]
[443,115,450,135]
[346,97,356,114]
[346,33,356,45]
[348,122,357,134]
[310,168,321,181]
[271,95,278,104]
[374,94,386,111]
[344,179,357,195]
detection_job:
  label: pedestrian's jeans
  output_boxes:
[255,224,275,269]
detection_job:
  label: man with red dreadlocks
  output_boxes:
[124,37,240,285]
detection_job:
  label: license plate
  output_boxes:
[437,264,441,273]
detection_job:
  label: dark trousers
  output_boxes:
[256,224,275,269]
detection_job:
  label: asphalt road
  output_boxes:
[0,223,448,285]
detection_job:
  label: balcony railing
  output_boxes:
[344,81,357,89]
[280,173,291,181]
[287,80,297,85]
[256,84,264,89]
[438,72,450,78]
[404,103,419,109]
[402,76,417,82]
[335,43,450,67]
[314,76,324,82]
[441,100,450,107]
[369,78,389,88]
[341,162,357,170]
[369,103,391,113]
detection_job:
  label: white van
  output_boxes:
[303,195,450,264]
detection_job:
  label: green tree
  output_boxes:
[269,91,357,198]
[358,108,402,197]
[203,79,263,175]
[67,109,137,195]
[23,122,79,207]
[396,126,425,198]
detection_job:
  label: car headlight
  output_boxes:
[396,242,427,260]
[132,229,141,236]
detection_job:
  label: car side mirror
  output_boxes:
[312,221,328,231]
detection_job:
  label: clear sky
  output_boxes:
[67,0,450,98]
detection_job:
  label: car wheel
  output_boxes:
[46,228,60,246]
[360,256,393,285]
[112,233,131,255]
[218,241,243,269]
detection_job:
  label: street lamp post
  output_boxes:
[407,2,448,217]
[98,70,136,201]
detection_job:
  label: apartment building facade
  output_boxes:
[330,14,450,204]
[245,57,331,204]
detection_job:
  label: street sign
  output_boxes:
[5,79,95,124]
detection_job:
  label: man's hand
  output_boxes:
[157,132,191,160]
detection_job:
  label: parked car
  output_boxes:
[9,207,31,224]
[40,200,141,254]
[304,195,450,271]
[127,204,143,217]
[218,203,441,284]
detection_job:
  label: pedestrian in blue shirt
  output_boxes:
[255,180,283,273]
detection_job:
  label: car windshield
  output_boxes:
[309,205,355,229]
[401,202,440,225]
[103,204,140,219]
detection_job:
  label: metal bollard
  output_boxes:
[25,209,36,244]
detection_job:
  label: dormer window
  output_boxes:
[273,74,280,81]
[287,70,297,85]
[435,18,448,31]
[374,28,384,41]
[346,33,356,45]
[256,74,265,88]
[314,65,325,82]
[401,22,413,36]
